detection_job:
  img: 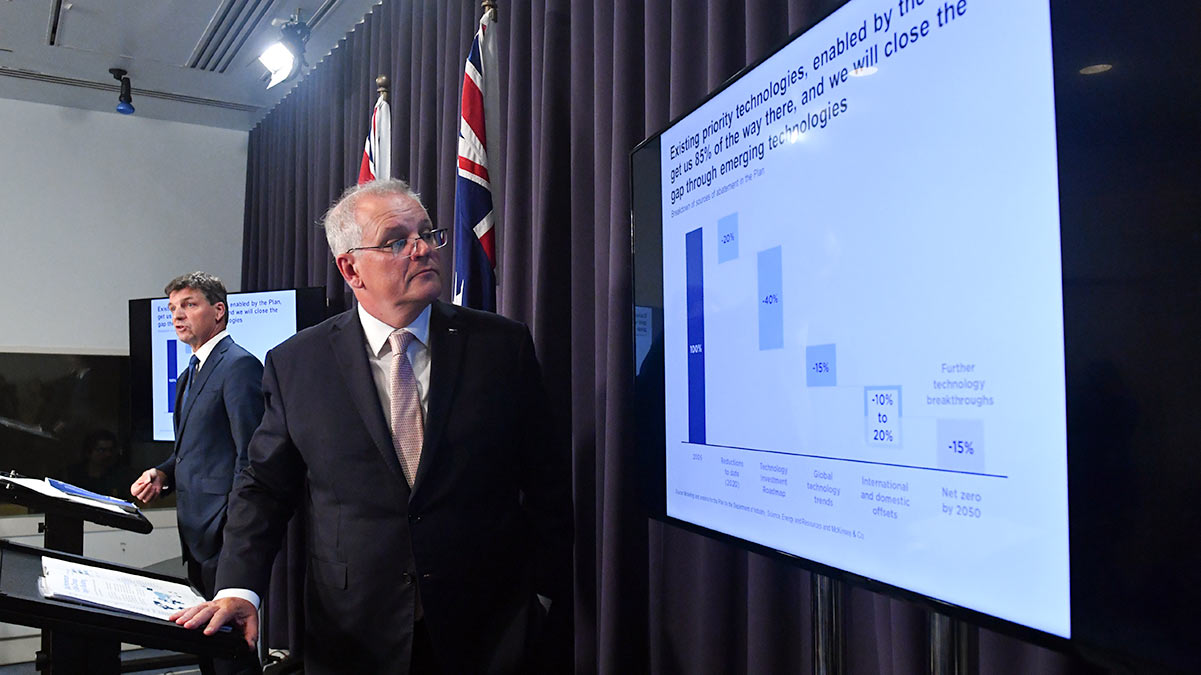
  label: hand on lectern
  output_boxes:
[170,596,258,649]
[130,468,166,503]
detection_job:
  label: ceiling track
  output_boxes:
[45,0,64,46]
[309,0,341,31]
[214,0,276,73]
[188,0,275,73]
[0,66,261,112]
[188,0,242,69]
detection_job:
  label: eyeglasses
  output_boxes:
[346,229,449,258]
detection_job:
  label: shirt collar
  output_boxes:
[357,303,431,357]
[193,329,229,368]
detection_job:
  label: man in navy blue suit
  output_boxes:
[131,272,265,601]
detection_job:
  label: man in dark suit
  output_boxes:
[131,272,265,600]
[172,180,572,674]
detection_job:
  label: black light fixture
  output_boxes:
[109,68,134,115]
[259,15,310,89]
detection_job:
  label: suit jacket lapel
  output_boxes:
[328,309,411,492]
[411,301,465,500]
[178,336,230,439]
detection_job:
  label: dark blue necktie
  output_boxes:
[181,355,200,406]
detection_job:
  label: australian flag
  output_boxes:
[452,7,498,311]
[358,96,391,184]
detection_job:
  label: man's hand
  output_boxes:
[130,468,166,503]
[170,597,259,650]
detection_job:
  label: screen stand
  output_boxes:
[812,574,846,675]
[928,612,979,674]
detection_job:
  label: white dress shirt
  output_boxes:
[214,305,432,612]
[191,329,230,371]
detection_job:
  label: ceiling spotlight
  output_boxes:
[1079,64,1112,75]
[259,17,310,89]
[109,68,135,115]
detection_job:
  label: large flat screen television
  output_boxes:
[128,288,327,443]
[630,0,1201,670]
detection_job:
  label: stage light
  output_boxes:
[259,19,310,89]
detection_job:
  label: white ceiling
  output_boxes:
[0,0,383,130]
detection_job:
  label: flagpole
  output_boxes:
[481,1,497,278]
[358,75,392,184]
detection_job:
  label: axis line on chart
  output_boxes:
[682,441,1008,479]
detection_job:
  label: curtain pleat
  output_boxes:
[240,1,1089,672]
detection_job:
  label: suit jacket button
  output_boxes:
[402,572,413,585]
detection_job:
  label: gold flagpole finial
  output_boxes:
[375,75,390,102]
[482,0,497,18]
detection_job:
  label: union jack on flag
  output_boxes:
[452,7,498,311]
[358,96,391,184]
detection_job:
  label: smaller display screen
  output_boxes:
[129,287,326,444]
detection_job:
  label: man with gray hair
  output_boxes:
[173,180,572,674]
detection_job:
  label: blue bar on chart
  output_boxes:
[686,227,706,444]
[758,246,783,350]
[717,213,739,263]
[936,418,985,472]
[167,339,179,413]
[806,343,837,386]
[864,386,902,447]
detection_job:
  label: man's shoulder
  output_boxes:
[435,301,528,338]
[264,302,533,356]
[223,337,259,362]
[215,340,263,390]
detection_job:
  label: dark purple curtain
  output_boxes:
[241,1,1092,672]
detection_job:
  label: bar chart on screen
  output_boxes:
[677,214,998,480]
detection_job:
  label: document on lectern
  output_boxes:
[0,475,137,515]
[38,556,205,620]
